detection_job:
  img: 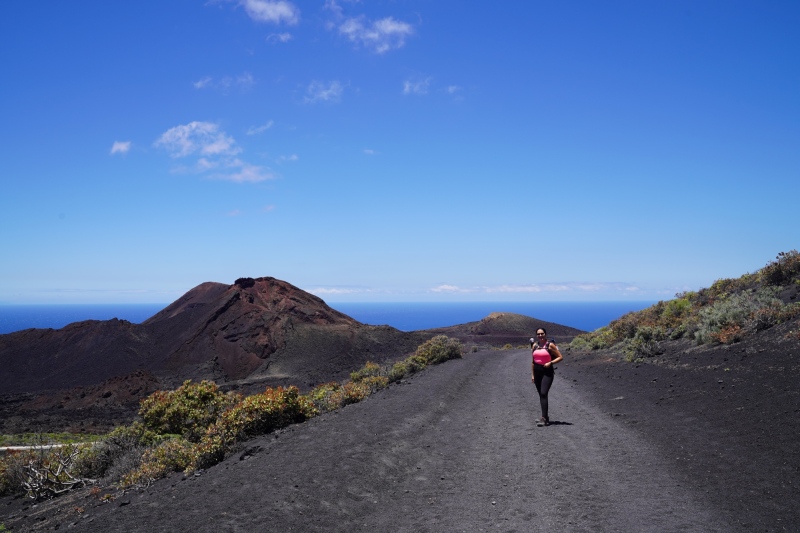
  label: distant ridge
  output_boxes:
[429,311,583,346]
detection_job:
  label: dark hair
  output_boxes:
[536,327,547,335]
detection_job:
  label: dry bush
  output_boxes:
[21,445,94,500]
[760,250,800,286]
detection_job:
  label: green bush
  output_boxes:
[350,361,382,382]
[569,336,590,350]
[694,288,782,345]
[388,360,410,382]
[122,438,194,487]
[662,297,692,326]
[622,326,666,361]
[306,382,343,413]
[415,335,463,365]
[139,380,240,442]
[190,386,315,470]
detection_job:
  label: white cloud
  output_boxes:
[267,32,292,43]
[308,287,373,296]
[110,141,131,155]
[247,120,274,135]
[431,284,468,293]
[304,80,344,103]
[240,0,299,25]
[193,76,213,89]
[155,122,241,158]
[363,148,377,155]
[445,85,461,94]
[193,73,255,92]
[278,154,298,163]
[156,122,276,183]
[220,159,276,183]
[338,15,413,53]
[430,282,641,294]
[403,77,431,95]
[226,209,243,217]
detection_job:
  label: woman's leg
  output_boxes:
[538,371,554,420]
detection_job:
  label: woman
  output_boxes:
[530,328,563,426]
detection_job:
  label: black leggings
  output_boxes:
[533,364,554,419]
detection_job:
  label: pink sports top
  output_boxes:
[532,343,552,365]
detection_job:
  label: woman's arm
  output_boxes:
[545,343,563,367]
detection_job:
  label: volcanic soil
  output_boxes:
[3,320,798,532]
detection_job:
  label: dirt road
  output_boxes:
[33,348,752,532]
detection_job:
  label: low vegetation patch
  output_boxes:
[571,251,800,355]
[0,335,464,498]
[0,433,101,448]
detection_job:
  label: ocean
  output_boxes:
[0,301,656,335]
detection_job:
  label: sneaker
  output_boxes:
[543,417,550,426]
[537,417,546,427]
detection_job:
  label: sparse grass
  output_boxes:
[0,433,102,448]
[570,251,800,353]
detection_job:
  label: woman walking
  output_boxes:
[530,328,563,426]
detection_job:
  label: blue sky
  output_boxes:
[1,1,798,305]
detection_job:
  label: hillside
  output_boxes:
[430,311,583,346]
[0,278,574,434]
[569,250,800,360]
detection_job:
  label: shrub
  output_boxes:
[329,381,372,407]
[662,297,692,327]
[569,336,590,350]
[74,422,163,482]
[190,386,315,470]
[388,360,410,382]
[0,450,34,496]
[570,326,615,350]
[622,326,665,361]
[609,314,639,343]
[357,375,389,393]
[350,361,382,382]
[694,288,782,344]
[18,445,93,500]
[139,380,240,442]
[669,323,687,340]
[306,382,343,413]
[121,438,194,487]
[760,250,800,286]
[415,335,463,365]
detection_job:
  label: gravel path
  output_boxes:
[25,349,734,532]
